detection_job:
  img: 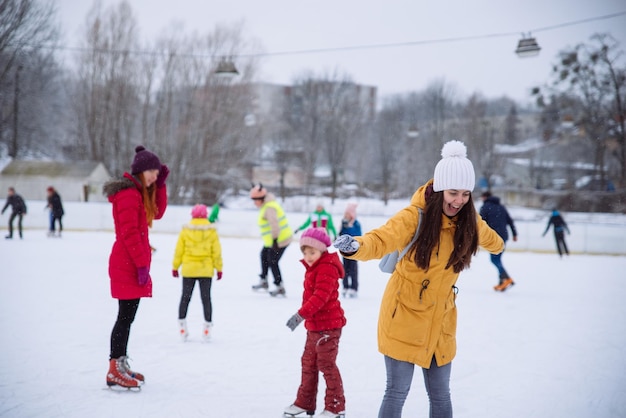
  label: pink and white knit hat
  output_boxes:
[299,227,331,252]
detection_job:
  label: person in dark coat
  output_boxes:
[1,187,27,239]
[542,209,570,257]
[46,186,65,237]
[480,191,518,291]
[339,202,362,298]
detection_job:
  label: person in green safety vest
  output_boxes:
[294,203,337,240]
[250,184,293,297]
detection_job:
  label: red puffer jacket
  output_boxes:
[103,173,167,300]
[298,251,347,332]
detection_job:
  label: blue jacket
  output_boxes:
[479,195,517,242]
[339,219,362,237]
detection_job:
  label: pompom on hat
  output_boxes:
[191,204,208,219]
[300,227,332,252]
[131,145,162,175]
[249,184,267,200]
[433,140,475,192]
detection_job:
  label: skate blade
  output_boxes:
[105,384,141,392]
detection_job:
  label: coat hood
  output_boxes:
[103,173,139,199]
[408,178,433,209]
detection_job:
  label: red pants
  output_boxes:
[295,328,345,414]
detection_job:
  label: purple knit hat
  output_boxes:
[300,227,331,252]
[131,145,162,175]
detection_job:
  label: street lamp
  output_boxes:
[214,57,239,78]
[515,34,541,58]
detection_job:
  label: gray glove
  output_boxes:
[333,235,360,254]
[286,312,304,331]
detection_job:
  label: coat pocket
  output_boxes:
[386,297,434,346]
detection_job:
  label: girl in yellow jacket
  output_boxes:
[172,204,223,342]
[334,141,504,418]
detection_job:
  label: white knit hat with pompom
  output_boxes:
[433,140,475,192]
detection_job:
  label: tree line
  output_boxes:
[1,0,625,206]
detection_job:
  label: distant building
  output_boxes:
[0,160,111,202]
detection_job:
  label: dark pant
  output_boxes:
[178,277,213,322]
[554,231,569,256]
[342,258,358,291]
[49,212,63,233]
[378,355,452,418]
[489,250,510,283]
[7,212,23,238]
[110,299,140,359]
[295,329,345,414]
[260,246,287,285]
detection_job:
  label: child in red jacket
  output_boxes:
[284,228,346,418]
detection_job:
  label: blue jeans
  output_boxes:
[378,355,452,418]
[489,251,509,280]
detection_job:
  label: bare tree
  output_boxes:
[0,0,59,157]
[74,0,141,173]
[533,33,626,188]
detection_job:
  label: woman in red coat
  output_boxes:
[103,145,169,389]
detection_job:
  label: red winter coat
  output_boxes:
[103,173,167,299]
[298,251,347,332]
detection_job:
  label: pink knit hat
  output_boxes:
[300,227,331,252]
[191,204,208,219]
[344,202,357,220]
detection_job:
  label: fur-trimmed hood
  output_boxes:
[102,174,140,198]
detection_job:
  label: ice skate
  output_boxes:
[202,321,213,341]
[494,278,515,292]
[347,289,358,298]
[283,404,314,417]
[315,411,345,418]
[120,356,144,383]
[252,276,269,291]
[106,358,140,389]
[269,284,286,297]
[178,319,189,341]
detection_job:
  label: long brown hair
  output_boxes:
[411,190,478,273]
[137,172,158,227]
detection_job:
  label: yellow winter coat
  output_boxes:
[347,180,504,368]
[172,218,223,278]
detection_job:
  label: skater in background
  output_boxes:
[172,204,223,342]
[284,228,346,418]
[334,141,504,418]
[480,191,518,291]
[295,203,337,240]
[250,184,293,297]
[1,187,27,239]
[339,202,362,298]
[103,145,169,389]
[542,208,571,257]
[46,186,65,237]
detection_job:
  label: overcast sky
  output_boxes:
[56,0,626,105]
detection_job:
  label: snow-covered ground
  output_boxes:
[0,198,625,417]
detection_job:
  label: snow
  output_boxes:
[1,198,625,418]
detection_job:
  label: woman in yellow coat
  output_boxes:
[172,204,223,342]
[334,141,504,418]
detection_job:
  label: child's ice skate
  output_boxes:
[283,404,314,417]
[178,319,189,341]
[252,276,269,291]
[202,321,212,341]
[106,358,141,390]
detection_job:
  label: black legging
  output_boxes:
[110,299,140,359]
[8,212,23,238]
[178,277,213,322]
[554,230,570,256]
[342,258,359,291]
[260,246,287,286]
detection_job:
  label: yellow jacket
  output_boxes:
[172,218,223,278]
[348,180,504,368]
